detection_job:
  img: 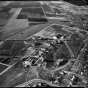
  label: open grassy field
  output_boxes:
[0,64,8,73]
[2,23,49,40]
[20,1,41,8]
[51,24,72,35]
[67,33,84,58]
[0,67,27,86]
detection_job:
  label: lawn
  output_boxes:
[67,33,84,58]
[0,7,11,13]
[51,24,72,35]
[0,40,14,50]
[5,1,22,8]
[0,64,8,73]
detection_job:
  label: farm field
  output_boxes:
[0,1,88,88]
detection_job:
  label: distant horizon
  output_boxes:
[63,0,87,6]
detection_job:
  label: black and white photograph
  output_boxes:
[0,0,88,87]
